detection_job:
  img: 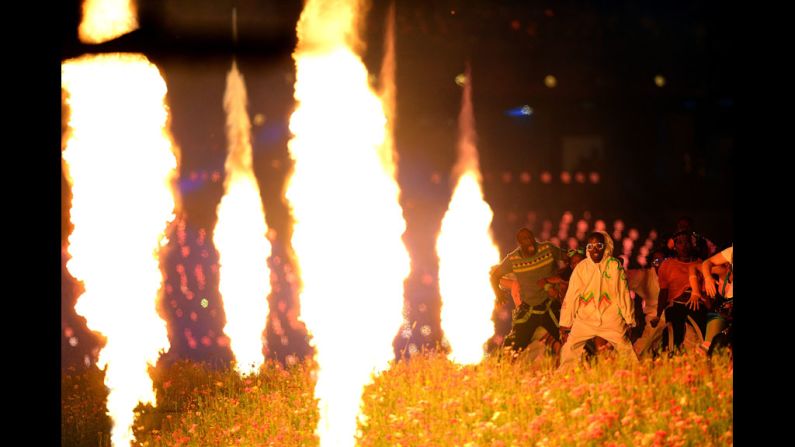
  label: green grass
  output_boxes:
[62,351,732,446]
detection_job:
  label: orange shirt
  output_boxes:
[658,258,701,302]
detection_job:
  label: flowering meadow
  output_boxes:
[62,351,732,446]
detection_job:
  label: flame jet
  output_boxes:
[436,66,500,364]
[213,60,273,375]
[62,53,178,446]
[286,0,410,445]
[78,0,139,44]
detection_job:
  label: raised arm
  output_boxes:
[701,250,730,298]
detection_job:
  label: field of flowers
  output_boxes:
[62,351,732,446]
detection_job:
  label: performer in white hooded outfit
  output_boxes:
[558,230,638,368]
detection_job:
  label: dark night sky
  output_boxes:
[60,0,736,367]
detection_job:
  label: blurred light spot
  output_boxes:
[623,238,633,252]
[280,335,289,346]
[544,9,555,17]
[253,113,266,126]
[430,172,442,184]
[589,172,600,184]
[200,298,209,308]
[408,344,419,355]
[560,171,571,184]
[505,105,534,117]
[567,237,579,250]
[594,220,606,231]
[519,171,531,183]
[544,75,557,88]
[628,228,640,241]
[654,75,666,87]
[84,355,91,367]
[511,19,520,30]
[69,337,79,347]
[418,303,428,313]
[648,230,658,240]
[455,73,466,86]
[401,327,412,339]
[420,325,432,336]
[540,171,552,183]
[501,172,513,183]
[574,172,586,183]
[271,159,282,169]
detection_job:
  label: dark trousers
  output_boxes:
[663,302,707,349]
[504,300,561,351]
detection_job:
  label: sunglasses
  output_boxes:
[586,242,605,250]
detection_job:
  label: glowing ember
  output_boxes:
[78,0,139,44]
[62,53,177,447]
[214,61,273,375]
[436,67,500,364]
[286,0,409,445]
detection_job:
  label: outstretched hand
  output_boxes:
[687,293,702,311]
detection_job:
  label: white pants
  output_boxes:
[559,321,637,369]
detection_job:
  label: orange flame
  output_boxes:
[436,67,500,364]
[78,0,139,44]
[214,61,273,375]
[377,2,398,179]
[287,0,409,445]
[62,53,178,446]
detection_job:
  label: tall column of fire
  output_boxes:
[286,0,410,445]
[213,60,273,375]
[436,67,500,364]
[62,54,178,446]
[63,2,178,445]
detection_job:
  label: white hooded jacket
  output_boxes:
[559,231,635,329]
